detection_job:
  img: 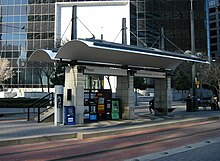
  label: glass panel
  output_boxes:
[12,34,19,40]
[6,52,12,58]
[25,67,32,84]
[41,22,47,31]
[48,22,54,31]
[35,15,41,21]
[27,40,33,50]
[13,16,21,23]
[33,68,40,84]
[35,5,41,14]
[34,33,41,39]
[28,0,35,4]
[7,6,14,15]
[14,6,21,15]
[27,22,34,31]
[19,68,25,84]
[28,15,34,21]
[48,15,55,21]
[34,23,41,32]
[2,6,7,15]
[33,40,40,49]
[20,16,27,22]
[7,34,13,40]
[21,5,27,15]
[21,0,28,4]
[8,0,15,4]
[7,16,13,22]
[19,33,27,40]
[42,15,48,21]
[42,5,49,12]
[1,0,8,5]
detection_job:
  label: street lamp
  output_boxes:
[190,0,197,110]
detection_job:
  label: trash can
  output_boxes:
[64,106,75,125]
[186,96,193,112]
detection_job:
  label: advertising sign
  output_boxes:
[111,99,120,120]
[57,94,63,108]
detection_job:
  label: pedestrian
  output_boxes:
[149,98,155,114]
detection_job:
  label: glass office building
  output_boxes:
[0,0,208,88]
[130,0,207,53]
[209,0,220,60]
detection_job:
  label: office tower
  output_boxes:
[209,0,220,61]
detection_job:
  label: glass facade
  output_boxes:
[130,0,207,54]
[0,0,208,88]
[209,0,220,60]
[0,0,57,88]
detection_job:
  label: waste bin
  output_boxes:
[64,106,75,125]
[186,96,193,112]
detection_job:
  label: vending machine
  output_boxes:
[105,100,112,120]
[97,96,106,120]
[89,99,98,121]
[111,99,121,120]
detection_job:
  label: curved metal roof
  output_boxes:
[55,39,208,70]
[29,49,57,63]
[29,39,209,70]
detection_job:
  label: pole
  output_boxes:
[71,5,77,40]
[161,27,165,50]
[122,18,127,45]
[190,0,197,110]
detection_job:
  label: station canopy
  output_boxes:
[29,39,209,70]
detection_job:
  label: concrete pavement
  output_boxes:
[0,102,220,147]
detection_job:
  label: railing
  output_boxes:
[27,92,54,123]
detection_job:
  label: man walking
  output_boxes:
[149,98,155,114]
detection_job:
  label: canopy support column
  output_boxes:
[116,71,135,119]
[64,65,84,124]
[154,75,172,116]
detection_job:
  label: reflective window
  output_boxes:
[21,5,27,15]
[8,0,15,4]
[20,16,27,22]
[1,0,8,5]
[7,6,14,15]
[13,16,21,22]
[2,6,7,15]
[7,16,14,22]
[21,0,28,4]
[14,6,21,15]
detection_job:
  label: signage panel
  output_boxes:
[84,66,127,76]
[135,70,166,78]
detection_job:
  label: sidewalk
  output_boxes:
[0,102,220,147]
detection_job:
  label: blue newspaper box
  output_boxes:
[64,106,75,125]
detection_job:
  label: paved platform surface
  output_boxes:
[0,102,220,147]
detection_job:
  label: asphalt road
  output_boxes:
[0,120,220,161]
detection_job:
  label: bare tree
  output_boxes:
[29,62,55,93]
[201,61,220,100]
[0,58,14,90]
[41,62,55,93]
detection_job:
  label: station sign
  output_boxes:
[84,66,127,76]
[135,70,166,78]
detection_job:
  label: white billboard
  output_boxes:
[55,1,130,45]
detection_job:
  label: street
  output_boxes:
[0,119,220,161]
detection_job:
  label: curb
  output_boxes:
[0,133,77,147]
[76,116,220,140]
[0,116,219,147]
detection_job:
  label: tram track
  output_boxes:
[1,120,220,161]
[49,125,220,161]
